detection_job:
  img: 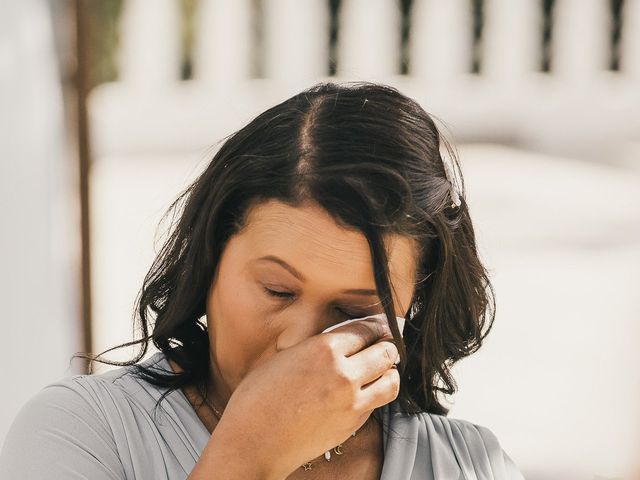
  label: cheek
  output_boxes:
[208,269,278,368]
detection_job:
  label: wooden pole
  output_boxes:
[74,0,93,373]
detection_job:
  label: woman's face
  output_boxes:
[205,198,418,400]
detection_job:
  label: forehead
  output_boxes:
[239,199,418,288]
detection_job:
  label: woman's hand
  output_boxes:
[210,316,400,480]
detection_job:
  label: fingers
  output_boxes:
[347,340,399,386]
[317,315,402,413]
[323,317,394,357]
[359,366,401,409]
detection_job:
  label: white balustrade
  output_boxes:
[410,0,473,81]
[620,0,640,79]
[118,0,182,88]
[336,0,401,79]
[552,0,610,81]
[483,0,541,82]
[94,0,639,159]
[193,0,252,85]
[262,0,329,85]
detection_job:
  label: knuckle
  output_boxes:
[351,320,374,339]
[382,342,399,368]
[355,319,384,343]
[388,370,401,398]
[313,337,345,374]
[335,364,355,388]
[315,335,339,359]
[377,318,393,339]
[341,378,361,411]
[374,319,391,340]
[349,387,367,413]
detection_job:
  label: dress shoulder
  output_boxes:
[0,374,126,479]
[1,353,206,480]
[418,412,525,480]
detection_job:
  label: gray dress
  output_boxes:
[0,351,525,479]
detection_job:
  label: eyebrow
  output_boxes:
[255,255,379,296]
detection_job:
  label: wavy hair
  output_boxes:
[74,81,495,422]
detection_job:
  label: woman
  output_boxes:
[0,81,525,479]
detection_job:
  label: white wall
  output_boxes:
[0,0,82,449]
[448,145,640,480]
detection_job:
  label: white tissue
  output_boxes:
[321,312,405,337]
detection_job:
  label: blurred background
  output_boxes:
[1,0,639,478]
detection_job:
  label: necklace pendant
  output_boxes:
[333,444,344,455]
[324,450,331,461]
[302,462,313,471]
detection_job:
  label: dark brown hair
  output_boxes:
[75,80,495,425]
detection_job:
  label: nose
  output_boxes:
[274,311,340,352]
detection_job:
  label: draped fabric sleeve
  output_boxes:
[0,377,126,480]
[422,413,526,480]
[381,404,526,480]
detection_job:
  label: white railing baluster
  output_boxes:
[337,0,401,79]
[118,0,182,88]
[483,0,541,83]
[262,0,329,85]
[552,0,610,81]
[620,0,640,79]
[90,0,639,163]
[410,0,473,82]
[193,0,252,85]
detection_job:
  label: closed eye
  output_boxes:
[262,287,373,319]
[264,287,294,299]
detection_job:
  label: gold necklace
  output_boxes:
[202,394,224,419]
[201,394,359,471]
